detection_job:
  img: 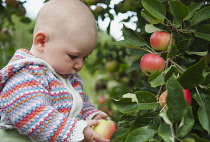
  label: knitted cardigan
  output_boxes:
[0,49,101,142]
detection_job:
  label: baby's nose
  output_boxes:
[74,59,84,71]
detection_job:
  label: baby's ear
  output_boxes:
[33,31,49,52]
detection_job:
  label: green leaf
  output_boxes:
[166,76,188,123]
[167,45,179,58]
[158,123,173,142]
[184,3,203,20]
[203,71,210,85]
[169,1,189,25]
[113,91,157,113]
[195,24,210,41]
[113,98,138,113]
[159,110,172,125]
[126,48,148,56]
[149,71,164,88]
[185,51,208,56]
[178,58,206,89]
[113,40,148,51]
[149,66,178,88]
[164,66,179,82]
[178,107,195,137]
[135,91,158,110]
[129,112,160,132]
[20,17,31,24]
[111,127,129,142]
[135,91,156,103]
[184,133,210,142]
[142,0,166,20]
[141,9,164,24]
[145,24,162,33]
[125,126,157,142]
[193,93,210,133]
[122,25,146,46]
[191,6,210,25]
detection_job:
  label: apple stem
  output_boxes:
[159,104,166,112]
[145,44,156,53]
[165,18,174,27]
[195,87,205,107]
[157,84,164,98]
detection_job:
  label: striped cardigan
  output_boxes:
[0,49,100,142]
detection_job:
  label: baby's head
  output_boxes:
[30,0,98,78]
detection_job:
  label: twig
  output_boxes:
[168,59,185,72]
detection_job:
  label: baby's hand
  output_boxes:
[82,120,110,142]
[92,112,109,120]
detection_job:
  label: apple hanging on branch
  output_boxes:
[150,31,175,51]
[159,89,192,109]
[140,53,165,76]
[92,119,118,140]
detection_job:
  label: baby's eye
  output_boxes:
[69,55,77,59]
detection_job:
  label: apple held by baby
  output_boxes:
[92,119,118,140]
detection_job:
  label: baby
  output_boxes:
[0,0,110,141]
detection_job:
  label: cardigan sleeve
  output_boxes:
[0,69,87,142]
[72,74,101,120]
[81,92,102,120]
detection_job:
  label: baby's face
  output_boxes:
[41,30,97,78]
[32,0,98,78]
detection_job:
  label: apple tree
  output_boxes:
[0,0,30,68]
[83,0,210,141]
[112,0,210,141]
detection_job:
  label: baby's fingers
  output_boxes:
[86,120,100,127]
[93,131,110,142]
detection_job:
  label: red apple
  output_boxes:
[140,53,165,76]
[150,31,175,51]
[93,119,118,140]
[159,89,192,109]
[5,0,19,8]
[159,91,168,109]
[183,89,192,105]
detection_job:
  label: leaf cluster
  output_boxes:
[108,0,210,141]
